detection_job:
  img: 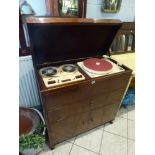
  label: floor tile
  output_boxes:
[66,136,76,143]
[74,128,103,153]
[70,145,98,155]
[100,131,127,155]
[104,117,127,138]
[117,107,128,119]
[39,141,72,155]
[95,124,105,130]
[128,139,135,155]
[40,143,50,152]
[128,120,135,140]
[128,105,135,121]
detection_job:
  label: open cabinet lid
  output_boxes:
[26,17,122,65]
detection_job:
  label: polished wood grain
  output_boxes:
[48,112,89,146]
[26,16,122,24]
[88,103,118,130]
[90,88,126,109]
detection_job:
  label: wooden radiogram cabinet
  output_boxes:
[26,17,132,148]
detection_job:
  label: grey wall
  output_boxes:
[86,0,135,21]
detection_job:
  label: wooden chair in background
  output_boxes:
[110,22,135,101]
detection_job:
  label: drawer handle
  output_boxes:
[90,118,94,122]
[82,121,85,125]
[91,80,96,85]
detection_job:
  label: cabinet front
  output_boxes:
[42,82,91,146]
[43,82,91,112]
[91,73,130,96]
[47,99,90,123]
[41,71,131,147]
[90,88,126,109]
[88,103,120,130]
[48,112,89,146]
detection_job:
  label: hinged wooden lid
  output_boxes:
[26,17,122,65]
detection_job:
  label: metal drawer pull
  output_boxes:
[91,80,96,85]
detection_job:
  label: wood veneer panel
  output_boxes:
[43,82,91,111]
[48,112,89,146]
[47,99,90,123]
[90,88,125,109]
[88,103,119,130]
[91,73,130,96]
[26,16,122,24]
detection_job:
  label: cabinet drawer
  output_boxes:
[47,100,89,123]
[88,108,103,129]
[92,73,130,96]
[43,83,91,111]
[48,116,76,145]
[73,112,89,137]
[88,103,119,130]
[48,112,89,146]
[90,88,125,109]
[101,103,119,123]
[106,89,125,105]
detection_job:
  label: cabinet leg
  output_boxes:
[122,105,127,109]
[109,120,114,124]
[50,145,55,150]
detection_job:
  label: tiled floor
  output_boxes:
[39,104,135,155]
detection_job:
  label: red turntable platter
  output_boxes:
[83,58,113,71]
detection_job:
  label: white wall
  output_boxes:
[86,0,135,21]
[19,0,135,21]
[19,0,47,15]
